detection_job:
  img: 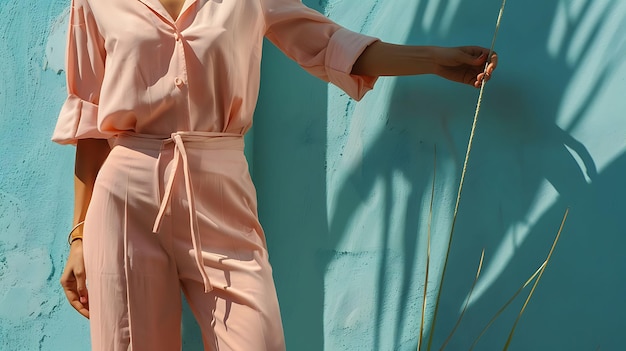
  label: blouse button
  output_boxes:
[174,77,184,86]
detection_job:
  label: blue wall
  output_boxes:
[1,0,625,350]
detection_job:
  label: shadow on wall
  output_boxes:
[327,0,626,350]
[252,0,626,351]
[252,1,330,350]
[434,1,626,350]
[253,48,329,350]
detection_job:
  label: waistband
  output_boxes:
[112,131,244,150]
[115,132,245,293]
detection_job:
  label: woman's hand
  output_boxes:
[60,240,90,319]
[432,46,498,88]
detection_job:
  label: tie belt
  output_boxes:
[114,131,244,293]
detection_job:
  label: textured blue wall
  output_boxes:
[0,0,88,349]
[256,0,626,350]
[1,0,625,350]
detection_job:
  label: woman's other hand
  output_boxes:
[60,241,90,318]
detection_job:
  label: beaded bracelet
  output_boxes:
[67,221,85,246]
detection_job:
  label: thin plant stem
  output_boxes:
[418,146,437,351]
[426,1,507,349]
[502,208,569,351]
[440,249,485,351]
[468,261,547,351]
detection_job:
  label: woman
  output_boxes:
[56,0,497,349]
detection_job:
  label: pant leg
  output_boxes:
[83,144,183,351]
[180,259,285,351]
[168,146,285,351]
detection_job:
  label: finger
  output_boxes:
[61,280,90,319]
[73,266,90,318]
[465,46,493,63]
[474,72,488,88]
[487,52,498,74]
[71,301,90,319]
[461,50,487,66]
[470,74,480,88]
[461,46,488,57]
[75,268,89,305]
[65,287,90,319]
[76,304,90,319]
[60,265,90,318]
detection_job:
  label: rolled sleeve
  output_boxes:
[325,28,379,101]
[52,95,104,145]
[51,0,108,145]
[264,0,379,101]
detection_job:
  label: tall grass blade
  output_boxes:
[502,208,569,351]
[426,1,507,349]
[468,261,547,351]
[440,249,485,350]
[418,146,437,351]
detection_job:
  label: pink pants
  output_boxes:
[83,133,285,351]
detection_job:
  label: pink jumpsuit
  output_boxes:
[52,0,378,350]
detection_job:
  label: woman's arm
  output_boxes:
[73,138,110,230]
[60,138,110,319]
[352,42,498,88]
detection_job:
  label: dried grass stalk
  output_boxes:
[418,146,437,351]
[426,1,507,348]
[469,261,547,351]
[440,249,485,350]
[502,208,569,350]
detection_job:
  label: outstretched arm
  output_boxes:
[352,42,498,88]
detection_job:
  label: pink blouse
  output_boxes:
[52,0,379,144]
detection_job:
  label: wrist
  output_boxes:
[67,221,85,246]
[411,46,438,75]
[69,237,83,247]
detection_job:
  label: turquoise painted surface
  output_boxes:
[0,0,86,350]
[1,0,625,350]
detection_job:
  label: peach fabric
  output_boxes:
[84,134,284,350]
[53,0,380,349]
[52,0,379,144]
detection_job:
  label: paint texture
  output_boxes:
[1,0,625,350]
